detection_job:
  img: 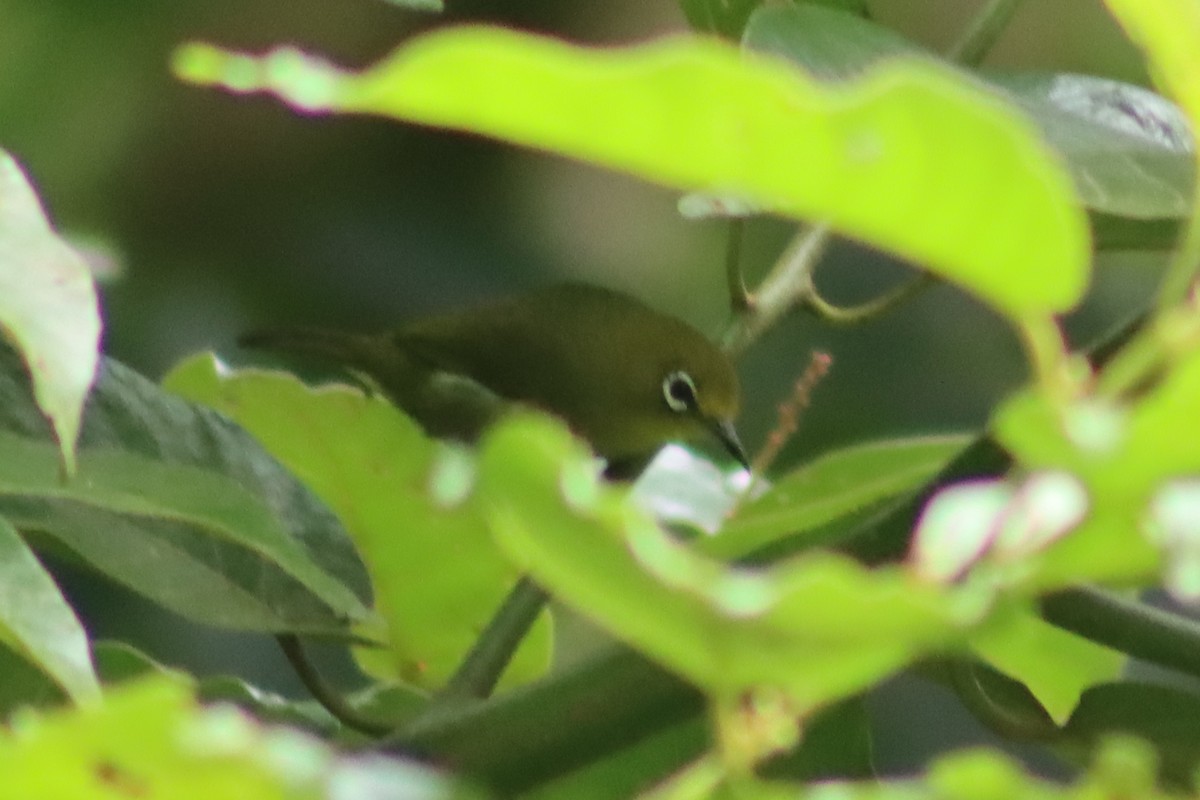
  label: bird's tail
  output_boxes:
[238,327,407,390]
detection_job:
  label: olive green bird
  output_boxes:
[240,283,747,476]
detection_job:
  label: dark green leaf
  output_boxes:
[1065,681,1200,788]
[989,71,1194,220]
[0,343,370,633]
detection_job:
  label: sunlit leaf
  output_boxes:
[163,353,551,691]
[0,677,479,800]
[993,348,1200,590]
[742,4,1194,220]
[970,608,1124,725]
[478,413,991,709]
[173,28,1089,319]
[0,151,100,474]
[0,517,98,707]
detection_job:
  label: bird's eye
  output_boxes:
[662,370,698,413]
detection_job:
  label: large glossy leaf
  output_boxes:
[0,516,98,707]
[174,27,1089,319]
[0,151,100,474]
[163,353,551,691]
[0,431,364,629]
[742,4,1195,220]
[0,343,370,633]
[702,434,969,560]
[477,413,992,709]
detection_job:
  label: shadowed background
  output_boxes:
[0,0,1161,778]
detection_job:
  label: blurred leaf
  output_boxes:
[970,607,1125,725]
[993,348,1200,591]
[762,696,875,780]
[0,516,98,707]
[1092,213,1180,251]
[478,414,992,709]
[1065,681,1200,788]
[0,677,481,800]
[743,4,1194,221]
[0,343,371,633]
[175,28,1090,319]
[910,472,1088,584]
[524,717,707,800]
[0,151,100,475]
[703,435,968,560]
[163,353,551,691]
[743,3,921,81]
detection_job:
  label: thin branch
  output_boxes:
[723,223,831,356]
[945,0,1027,67]
[276,634,392,737]
[441,576,550,702]
[725,218,751,313]
[800,272,936,326]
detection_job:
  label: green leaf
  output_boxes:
[174,27,1090,319]
[163,353,551,691]
[988,71,1194,221]
[743,3,921,81]
[993,348,1200,592]
[0,343,371,633]
[1101,0,1200,306]
[0,676,481,800]
[0,516,98,707]
[478,413,991,709]
[0,151,100,475]
[743,4,1194,221]
[702,435,969,560]
[0,431,366,631]
[1065,682,1200,788]
[970,607,1125,725]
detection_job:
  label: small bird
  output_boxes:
[240,283,747,476]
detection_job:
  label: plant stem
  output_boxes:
[723,223,830,356]
[725,218,751,312]
[945,0,1027,67]
[801,272,936,325]
[276,634,392,736]
[441,576,549,701]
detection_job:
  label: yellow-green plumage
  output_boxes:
[240,283,745,471]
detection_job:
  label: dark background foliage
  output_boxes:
[0,0,1166,778]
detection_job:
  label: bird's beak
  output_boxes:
[708,418,750,470]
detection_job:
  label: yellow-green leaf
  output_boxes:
[173,28,1090,319]
[0,152,100,475]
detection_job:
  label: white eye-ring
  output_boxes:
[663,370,698,413]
